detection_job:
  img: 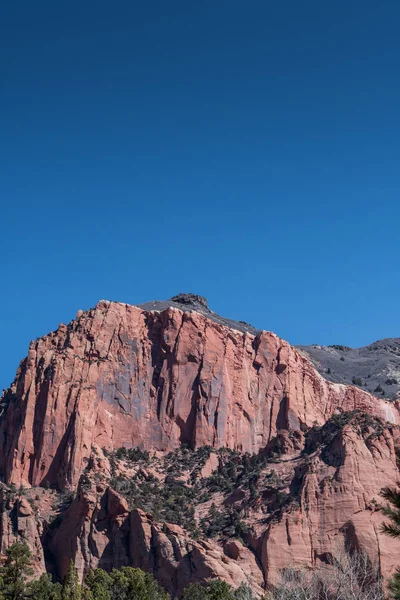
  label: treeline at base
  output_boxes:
[1,538,398,599]
[0,541,259,599]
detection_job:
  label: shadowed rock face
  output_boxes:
[0,295,399,597]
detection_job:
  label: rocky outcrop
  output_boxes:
[48,485,264,598]
[0,486,45,576]
[0,295,399,596]
[0,299,398,489]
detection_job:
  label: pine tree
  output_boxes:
[381,487,400,537]
[389,572,400,600]
[83,569,111,600]
[381,487,400,598]
[61,562,82,600]
[182,579,236,600]
[29,573,62,599]
[109,567,168,600]
[181,583,211,600]
[0,541,33,600]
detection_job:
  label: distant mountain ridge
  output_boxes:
[297,338,400,401]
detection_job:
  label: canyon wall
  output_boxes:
[0,299,397,489]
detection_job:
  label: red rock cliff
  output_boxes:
[0,299,398,489]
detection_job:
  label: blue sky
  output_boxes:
[1,1,400,389]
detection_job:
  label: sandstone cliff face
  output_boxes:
[0,299,398,489]
[0,297,399,597]
[0,485,46,577]
[256,422,400,585]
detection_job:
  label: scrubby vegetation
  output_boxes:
[203,448,268,493]
[114,446,150,463]
[104,445,274,542]
[374,384,386,395]
[200,503,250,540]
[110,468,201,534]
[304,411,387,458]
[163,444,213,480]
[328,345,352,352]
[182,580,260,599]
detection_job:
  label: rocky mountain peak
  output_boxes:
[169,292,209,309]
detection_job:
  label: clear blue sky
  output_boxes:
[1,1,400,389]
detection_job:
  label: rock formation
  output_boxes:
[0,294,399,597]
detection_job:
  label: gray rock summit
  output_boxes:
[297,338,400,400]
[138,293,260,335]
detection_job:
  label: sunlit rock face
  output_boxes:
[1,297,397,489]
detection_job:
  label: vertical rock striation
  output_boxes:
[0,299,397,489]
